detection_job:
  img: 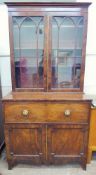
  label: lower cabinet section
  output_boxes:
[4,123,88,170]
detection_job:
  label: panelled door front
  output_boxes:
[5,123,88,167]
[5,124,46,164]
[47,124,88,166]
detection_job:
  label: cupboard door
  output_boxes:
[49,15,85,91]
[11,14,47,91]
[47,124,88,168]
[5,124,45,165]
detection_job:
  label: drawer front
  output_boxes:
[4,103,46,123]
[47,103,89,123]
[4,102,90,123]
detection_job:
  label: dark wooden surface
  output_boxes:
[4,122,89,170]
[47,124,88,168]
[5,2,91,8]
[2,92,92,102]
[5,124,46,168]
[4,102,90,123]
[3,92,92,169]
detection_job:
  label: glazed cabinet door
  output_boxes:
[47,124,88,169]
[5,124,45,168]
[10,12,47,91]
[48,13,86,92]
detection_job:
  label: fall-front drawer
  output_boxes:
[4,102,90,123]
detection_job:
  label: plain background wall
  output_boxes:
[0,0,96,97]
[78,0,96,94]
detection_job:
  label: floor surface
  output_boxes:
[0,150,96,175]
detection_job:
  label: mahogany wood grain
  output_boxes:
[47,124,88,169]
[4,124,46,169]
[2,92,92,102]
[4,102,90,124]
[3,92,91,169]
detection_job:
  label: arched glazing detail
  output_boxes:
[51,16,84,89]
[13,16,44,89]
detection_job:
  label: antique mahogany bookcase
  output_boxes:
[3,2,92,170]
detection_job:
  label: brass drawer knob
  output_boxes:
[64,109,71,117]
[22,109,29,116]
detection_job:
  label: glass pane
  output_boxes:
[51,16,84,89]
[13,16,44,89]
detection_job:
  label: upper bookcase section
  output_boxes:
[5,2,91,92]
